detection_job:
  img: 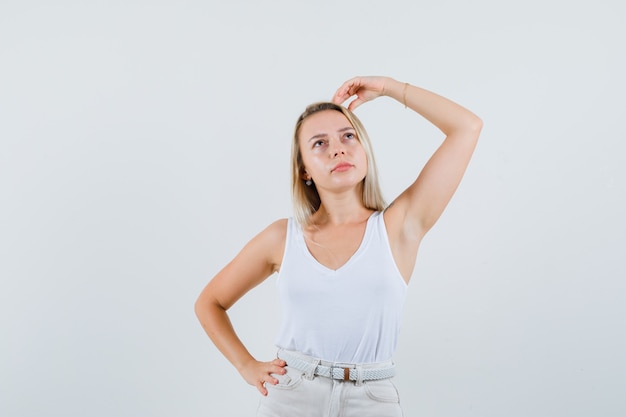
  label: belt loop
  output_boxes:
[355,367,364,386]
[305,359,318,380]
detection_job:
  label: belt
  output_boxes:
[277,350,396,382]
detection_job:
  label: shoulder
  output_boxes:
[239,218,288,258]
[262,218,288,238]
[255,218,289,270]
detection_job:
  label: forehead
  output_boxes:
[299,110,353,138]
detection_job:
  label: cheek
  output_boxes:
[299,151,312,168]
[357,148,369,169]
[299,153,321,176]
[362,158,370,177]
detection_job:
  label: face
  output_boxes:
[298,110,368,192]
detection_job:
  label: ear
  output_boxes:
[301,170,311,181]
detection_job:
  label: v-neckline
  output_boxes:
[299,212,377,273]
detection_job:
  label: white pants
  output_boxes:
[256,350,403,417]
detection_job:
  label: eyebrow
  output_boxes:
[307,127,355,142]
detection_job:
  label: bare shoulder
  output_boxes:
[223,218,288,273]
[259,218,288,248]
[263,218,288,238]
[256,218,288,271]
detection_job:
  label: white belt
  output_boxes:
[277,350,396,382]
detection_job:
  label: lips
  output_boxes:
[331,162,353,172]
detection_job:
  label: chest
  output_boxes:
[303,223,367,271]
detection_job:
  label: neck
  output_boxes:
[313,186,372,225]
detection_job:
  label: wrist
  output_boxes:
[384,78,407,103]
[402,82,410,108]
[381,77,398,97]
[234,354,256,373]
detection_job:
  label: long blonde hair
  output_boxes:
[291,102,386,225]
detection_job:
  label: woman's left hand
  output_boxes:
[332,76,393,111]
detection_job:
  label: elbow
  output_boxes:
[463,115,483,145]
[194,297,203,320]
[194,296,214,333]
[469,114,483,135]
[445,114,483,139]
[194,292,226,323]
[194,291,213,320]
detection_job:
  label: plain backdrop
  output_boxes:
[1,1,625,416]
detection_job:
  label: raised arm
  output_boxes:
[333,76,482,280]
[194,219,287,396]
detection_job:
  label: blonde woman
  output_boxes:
[195,75,482,416]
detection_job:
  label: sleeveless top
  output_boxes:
[274,211,408,364]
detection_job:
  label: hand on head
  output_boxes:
[332,76,390,111]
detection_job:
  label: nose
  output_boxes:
[329,140,346,158]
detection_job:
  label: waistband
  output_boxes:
[277,349,396,383]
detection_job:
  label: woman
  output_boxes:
[195,76,482,416]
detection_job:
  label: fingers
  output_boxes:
[271,358,287,368]
[333,81,365,110]
[332,77,383,110]
[332,78,361,105]
[256,380,268,396]
[269,365,286,377]
[253,359,287,396]
[267,358,287,380]
[347,97,365,111]
[331,87,349,105]
[256,374,275,396]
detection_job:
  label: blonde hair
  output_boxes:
[291,102,386,225]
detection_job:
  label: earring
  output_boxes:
[305,179,312,186]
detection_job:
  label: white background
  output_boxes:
[1,1,625,416]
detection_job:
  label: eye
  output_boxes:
[313,139,326,148]
[344,132,356,140]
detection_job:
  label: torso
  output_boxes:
[269,206,422,284]
[302,210,374,271]
[274,211,408,363]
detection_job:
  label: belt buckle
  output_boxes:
[329,365,351,381]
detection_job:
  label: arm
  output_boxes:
[386,79,482,234]
[333,76,483,278]
[194,219,287,396]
